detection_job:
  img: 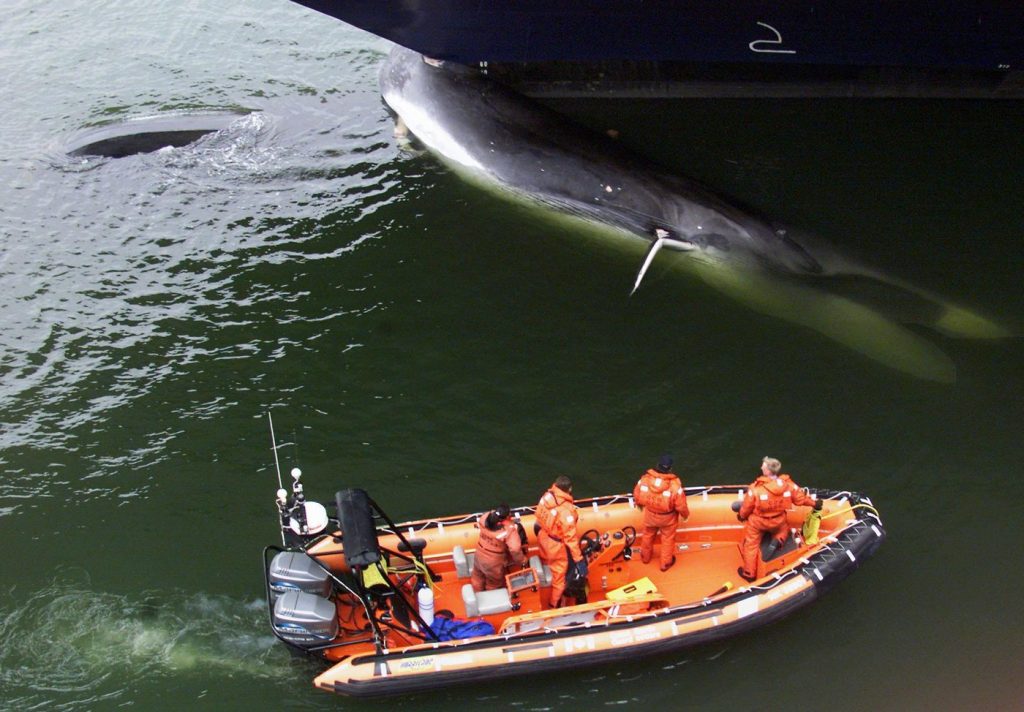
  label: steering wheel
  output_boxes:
[610,526,637,561]
[621,525,637,548]
[579,529,601,557]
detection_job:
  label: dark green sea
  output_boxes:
[1,1,1022,709]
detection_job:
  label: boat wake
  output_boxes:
[0,573,292,709]
[152,112,285,177]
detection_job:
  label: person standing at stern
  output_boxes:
[633,455,689,571]
[736,456,821,581]
[535,476,586,608]
[471,504,527,592]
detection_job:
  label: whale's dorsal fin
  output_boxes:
[630,229,694,295]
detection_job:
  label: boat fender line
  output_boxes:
[817,502,881,522]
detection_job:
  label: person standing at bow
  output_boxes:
[535,475,586,608]
[471,504,527,592]
[736,456,821,581]
[633,454,690,571]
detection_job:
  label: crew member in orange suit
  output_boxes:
[471,504,527,592]
[736,456,821,581]
[633,454,689,571]
[535,475,586,608]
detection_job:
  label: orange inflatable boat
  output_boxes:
[263,472,884,697]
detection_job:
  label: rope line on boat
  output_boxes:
[382,557,441,594]
[818,502,879,523]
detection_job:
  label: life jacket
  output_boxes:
[476,513,520,555]
[634,469,683,515]
[535,486,577,542]
[750,474,800,515]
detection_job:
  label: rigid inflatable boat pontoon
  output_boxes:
[263,467,884,697]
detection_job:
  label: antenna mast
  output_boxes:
[268,411,284,492]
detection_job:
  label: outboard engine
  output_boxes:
[272,589,339,647]
[268,551,332,600]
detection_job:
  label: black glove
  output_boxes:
[814,499,823,511]
[732,501,746,521]
[574,558,589,581]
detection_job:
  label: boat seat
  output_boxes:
[529,555,552,588]
[462,583,512,617]
[760,531,799,562]
[453,545,476,579]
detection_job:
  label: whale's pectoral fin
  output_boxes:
[393,115,408,139]
[630,229,695,296]
[391,117,427,156]
[392,116,418,152]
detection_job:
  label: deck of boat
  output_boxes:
[303,488,847,659]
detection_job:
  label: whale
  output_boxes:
[378,46,1009,383]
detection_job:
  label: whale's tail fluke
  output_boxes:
[933,302,1012,339]
[685,261,959,383]
[803,271,1014,341]
[780,227,1014,341]
[863,270,1013,340]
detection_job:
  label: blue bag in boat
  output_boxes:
[429,612,495,641]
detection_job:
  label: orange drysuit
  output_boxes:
[633,468,689,568]
[471,512,526,592]
[737,473,816,579]
[535,484,582,608]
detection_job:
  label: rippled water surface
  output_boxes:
[1,1,1022,710]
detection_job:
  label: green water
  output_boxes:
[1,1,1022,709]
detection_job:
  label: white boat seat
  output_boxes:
[453,545,475,579]
[461,583,512,617]
[530,555,552,587]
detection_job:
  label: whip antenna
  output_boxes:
[268,411,284,492]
